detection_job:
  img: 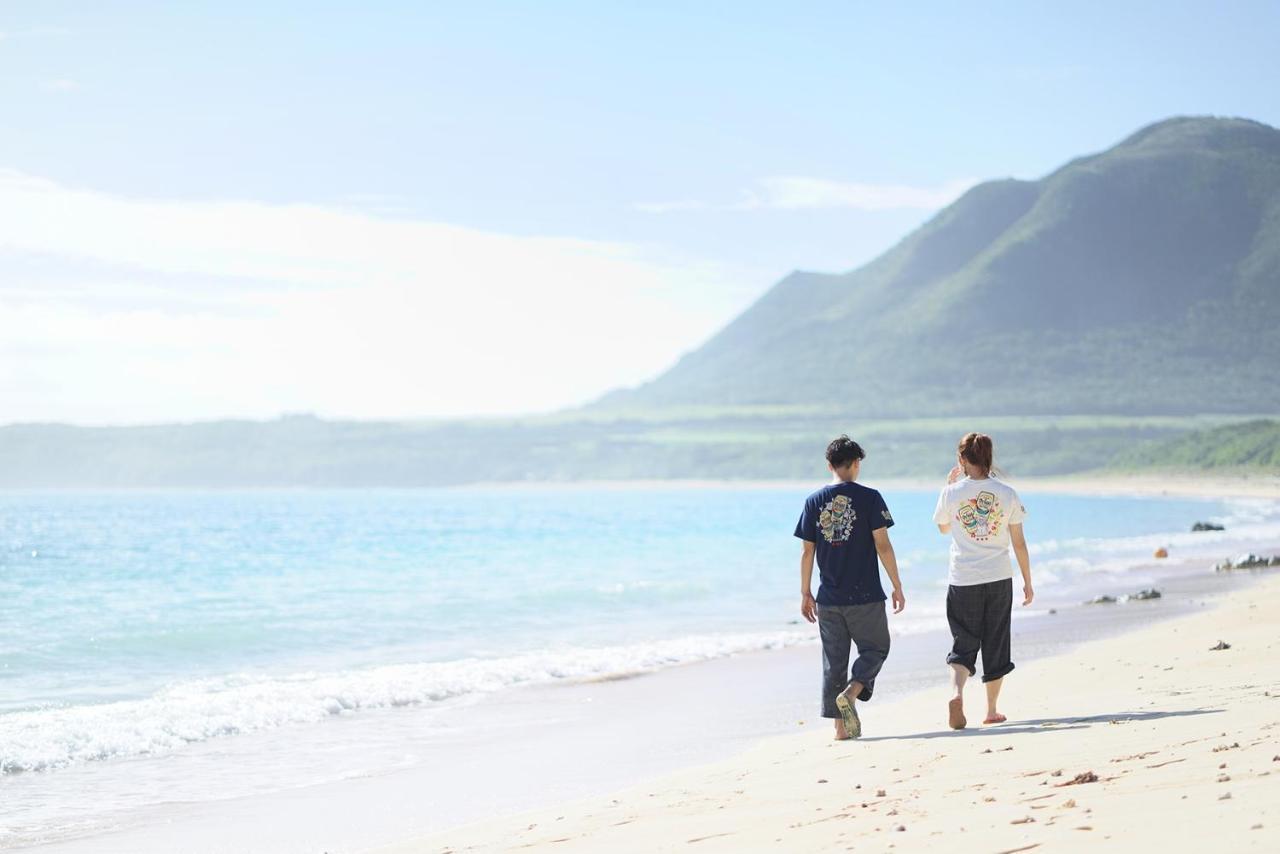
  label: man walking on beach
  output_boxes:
[795,436,906,739]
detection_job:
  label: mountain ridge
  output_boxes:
[600,115,1280,416]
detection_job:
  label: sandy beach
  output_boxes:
[379,571,1280,853]
[8,483,1278,854]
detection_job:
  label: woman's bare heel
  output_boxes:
[948,697,967,730]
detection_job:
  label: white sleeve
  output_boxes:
[932,487,951,525]
[1007,488,1027,524]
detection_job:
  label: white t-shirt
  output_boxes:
[932,475,1027,586]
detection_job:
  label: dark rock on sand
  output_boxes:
[1085,595,1118,605]
[1210,640,1231,651]
[1216,553,1280,571]
[1191,521,1225,532]
[1123,588,1162,601]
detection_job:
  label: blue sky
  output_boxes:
[2,2,1278,422]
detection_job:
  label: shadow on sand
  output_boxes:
[858,707,1222,742]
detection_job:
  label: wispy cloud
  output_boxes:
[0,170,752,423]
[41,78,79,92]
[0,26,73,41]
[633,199,711,214]
[637,176,976,214]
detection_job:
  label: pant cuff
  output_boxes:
[946,653,977,677]
[981,662,1015,683]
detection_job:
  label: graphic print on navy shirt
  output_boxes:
[818,493,856,543]
[794,481,894,606]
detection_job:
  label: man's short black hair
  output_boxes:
[825,435,865,469]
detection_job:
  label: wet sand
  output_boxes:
[380,571,1280,853]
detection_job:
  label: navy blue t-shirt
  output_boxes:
[793,481,894,606]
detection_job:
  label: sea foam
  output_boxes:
[0,630,810,774]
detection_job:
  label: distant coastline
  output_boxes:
[455,473,1280,500]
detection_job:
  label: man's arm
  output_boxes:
[872,527,906,614]
[1009,522,1033,605]
[799,540,817,623]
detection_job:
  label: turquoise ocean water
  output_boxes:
[2,485,1277,782]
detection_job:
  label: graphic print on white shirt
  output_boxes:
[818,494,857,543]
[957,490,1003,541]
[933,476,1027,586]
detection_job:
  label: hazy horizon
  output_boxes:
[3,2,1279,425]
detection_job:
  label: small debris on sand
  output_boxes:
[1218,792,1232,801]
[1212,742,1240,752]
[1010,816,1036,825]
[1146,758,1186,769]
[895,825,906,832]
[1210,640,1231,651]
[1055,771,1099,787]
[1061,799,1076,809]
[817,779,828,784]
[876,789,887,797]
[1217,775,1231,782]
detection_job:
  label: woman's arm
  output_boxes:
[935,469,961,534]
[1009,522,1033,605]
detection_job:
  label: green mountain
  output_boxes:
[1110,419,1280,472]
[601,116,1280,416]
[5,117,1279,488]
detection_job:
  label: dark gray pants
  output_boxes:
[945,578,1015,683]
[817,601,890,718]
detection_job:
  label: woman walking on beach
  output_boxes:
[932,433,1033,729]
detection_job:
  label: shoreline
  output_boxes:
[16,543,1278,853]
[6,481,1278,853]
[381,568,1280,854]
